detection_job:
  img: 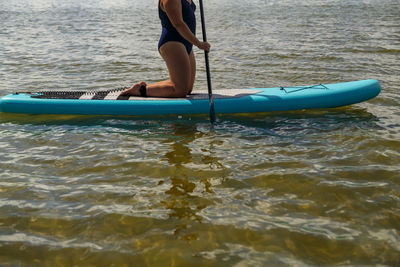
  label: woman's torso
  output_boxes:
[158,0,196,35]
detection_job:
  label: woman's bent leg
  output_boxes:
[153,42,191,97]
[121,42,193,98]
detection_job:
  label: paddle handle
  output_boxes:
[198,0,215,123]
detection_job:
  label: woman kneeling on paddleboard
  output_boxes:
[120,0,210,98]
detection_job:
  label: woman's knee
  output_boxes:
[187,83,194,95]
[172,82,190,97]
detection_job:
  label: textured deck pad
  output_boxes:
[29,89,262,100]
[126,89,262,101]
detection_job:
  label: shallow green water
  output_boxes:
[1,0,399,266]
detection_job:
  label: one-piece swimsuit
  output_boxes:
[158,0,196,54]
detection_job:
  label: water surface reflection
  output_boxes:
[162,123,227,241]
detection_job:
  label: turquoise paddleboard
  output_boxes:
[0,79,380,116]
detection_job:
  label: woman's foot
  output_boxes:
[120,81,147,96]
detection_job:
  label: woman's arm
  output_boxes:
[162,0,210,51]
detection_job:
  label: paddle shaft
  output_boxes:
[198,0,216,123]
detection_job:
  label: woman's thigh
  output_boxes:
[188,50,196,94]
[159,42,192,94]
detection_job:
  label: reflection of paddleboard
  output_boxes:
[0,79,380,116]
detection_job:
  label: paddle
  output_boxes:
[198,0,216,124]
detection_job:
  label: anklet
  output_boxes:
[140,84,147,97]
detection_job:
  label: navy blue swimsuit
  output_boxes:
[158,0,196,54]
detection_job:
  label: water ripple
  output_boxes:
[1,0,400,265]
